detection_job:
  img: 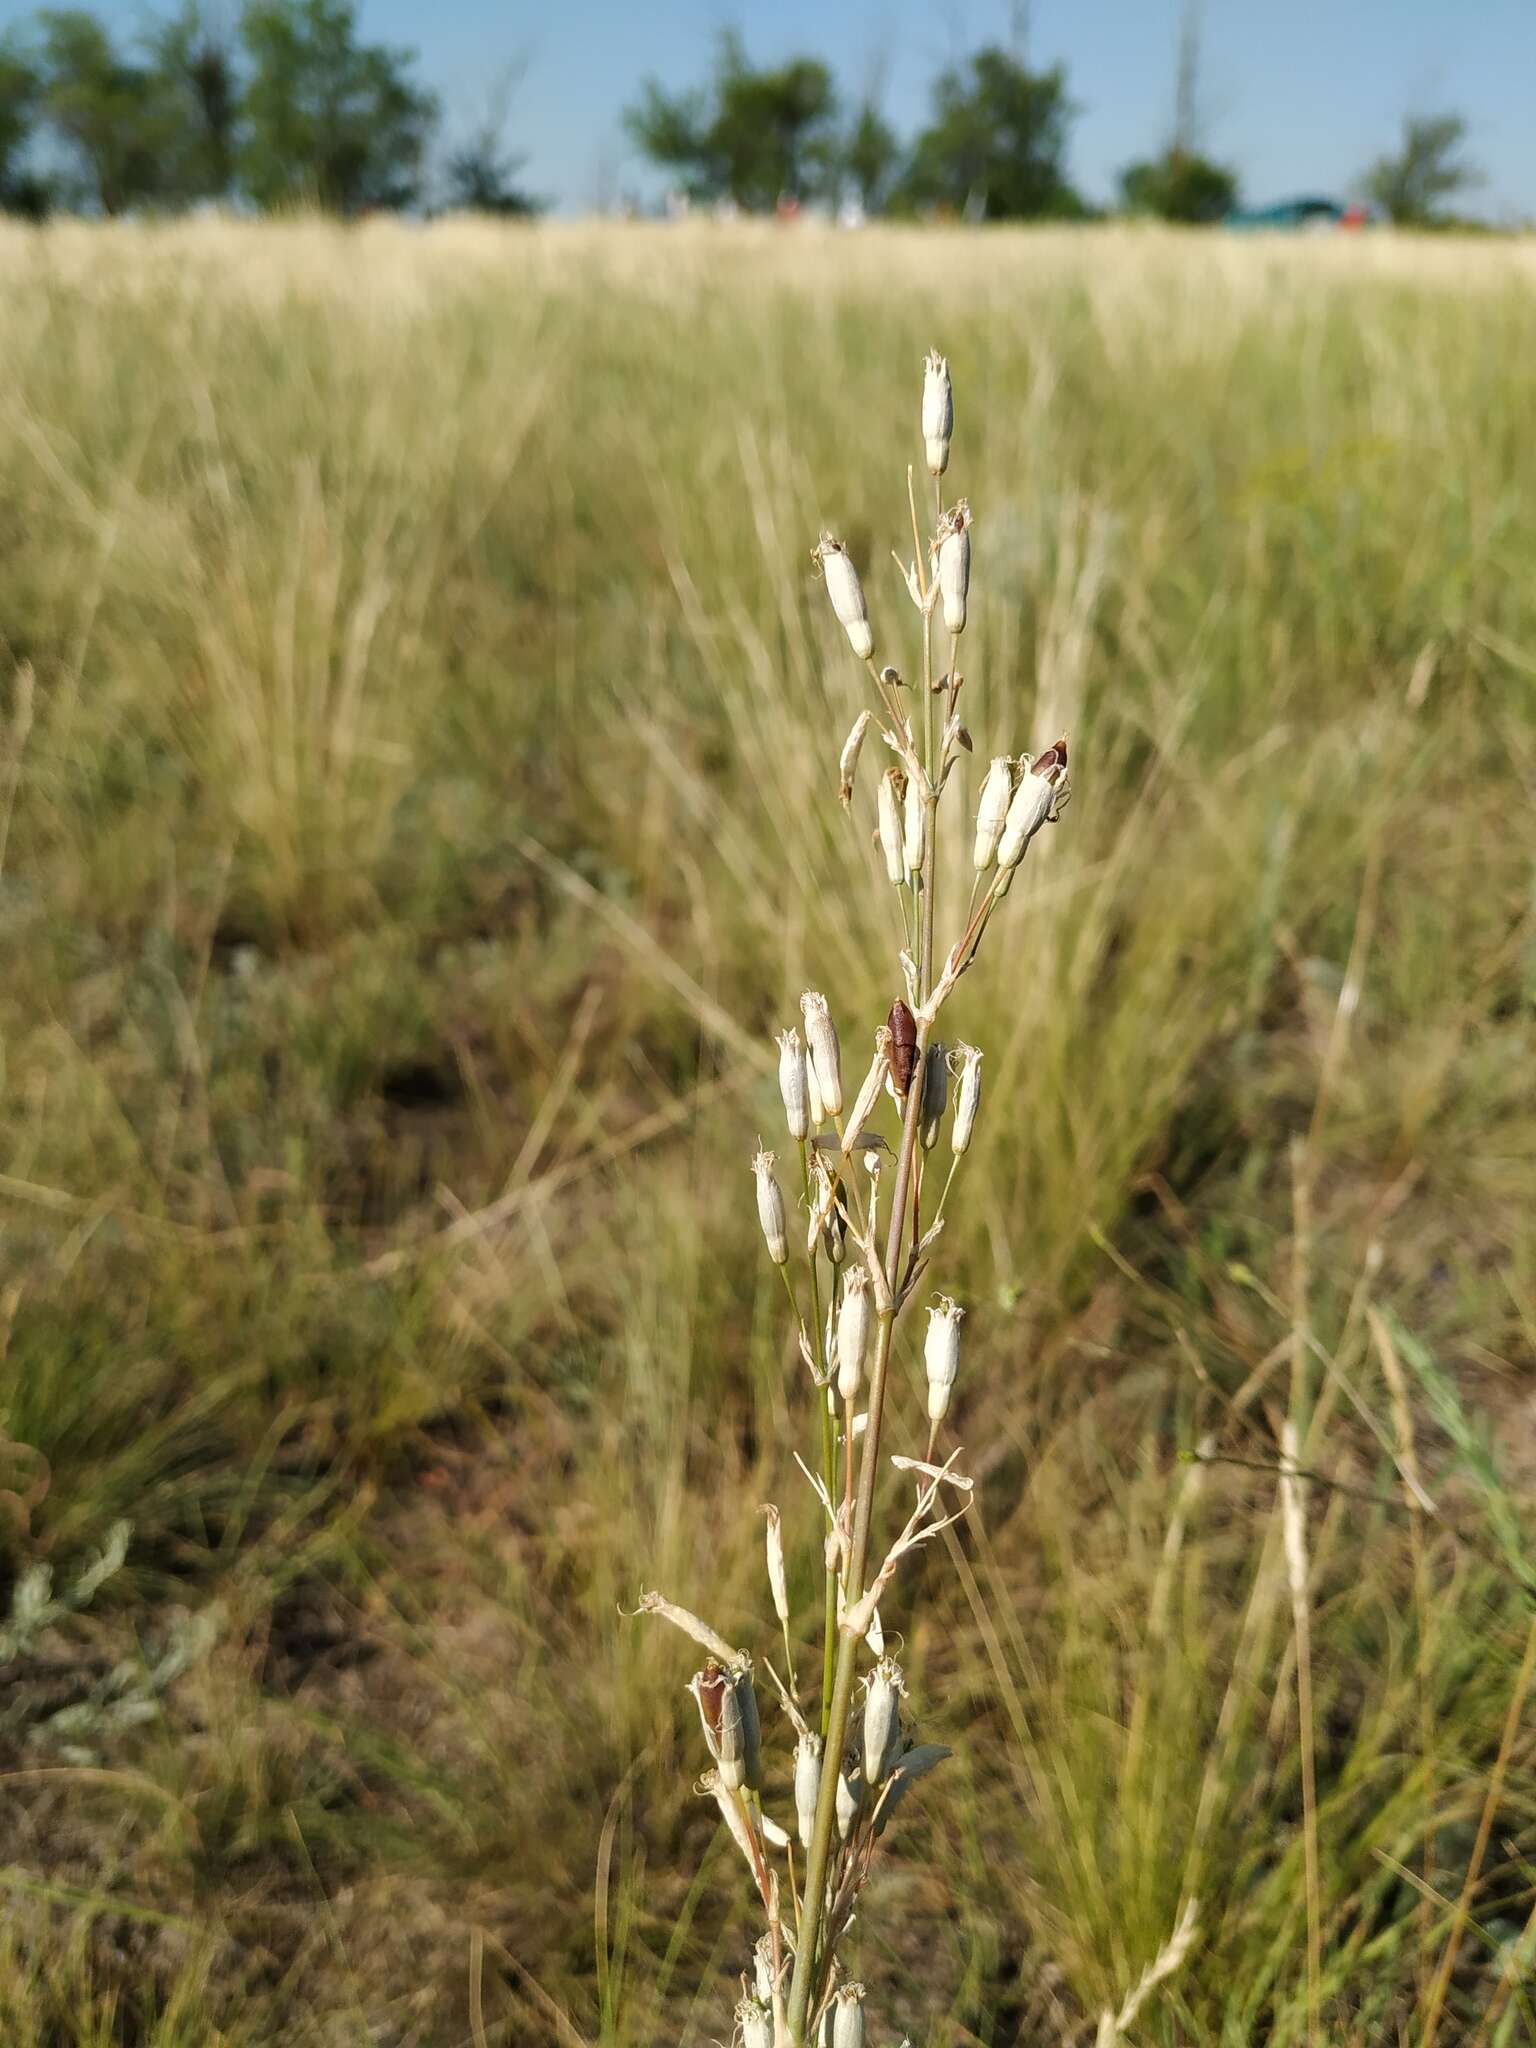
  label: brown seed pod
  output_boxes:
[886,1000,918,1096]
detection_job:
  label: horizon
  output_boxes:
[2,0,1534,219]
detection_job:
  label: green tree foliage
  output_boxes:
[842,99,900,213]
[146,3,239,201]
[35,10,175,214]
[624,31,839,209]
[1119,146,1237,224]
[903,46,1083,220]
[443,68,538,216]
[1365,112,1480,228]
[238,0,436,214]
[0,33,47,215]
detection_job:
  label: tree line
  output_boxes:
[0,7,1486,227]
[0,0,532,217]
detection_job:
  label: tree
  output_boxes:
[0,33,47,215]
[36,11,174,214]
[239,0,436,214]
[842,100,900,214]
[1119,147,1236,223]
[902,46,1082,220]
[1365,113,1480,228]
[443,65,538,215]
[146,3,240,203]
[624,31,839,210]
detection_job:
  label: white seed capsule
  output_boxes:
[832,1981,867,2048]
[922,349,953,475]
[902,773,925,876]
[753,1933,775,2003]
[806,1047,827,1127]
[919,1043,948,1151]
[973,756,1013,871]
[735,1997,772,2048]
[836,1764,860,1840]
[690,1664,746,1790]
[762,1504,788,1627]
[794,1729,823,1848]
[877,769,906,886]
[799,992,843,1118]
[937,501,971,635]
[752,1149,788,1266]
[835,1268,871,1404]
[924,1295,965,1423]
[997,739,1068,869]
[815,533,874,662]
[862,1657,906,1787]
[776,1028,809,1142]
[838,709,873,808]
[950,1042,983,1156]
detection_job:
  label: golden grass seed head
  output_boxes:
[752,1148,788,1265]
[924,1296,965,1422]
[776,1028,810,1142]
[922,349,953,475]
[799,991,843,1117]
[836,1267,872,1403]
[949,1042,983,1155]
[813,532,874,662]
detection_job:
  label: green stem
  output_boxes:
[798,1137,840,1738]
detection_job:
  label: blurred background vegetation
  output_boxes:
[0,220,1533,2044]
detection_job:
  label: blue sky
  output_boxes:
[6,0,1535,217]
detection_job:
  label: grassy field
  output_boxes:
[0,217,1534,2046]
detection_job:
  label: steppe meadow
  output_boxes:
[1,218,1535,2044]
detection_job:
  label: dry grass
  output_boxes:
[0,216,1533,2045]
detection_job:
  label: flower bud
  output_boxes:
[736,1996,773,2048]
[922,349,953,475]
[832,1981,867,2048]
[794,1729,823,1848]
[752,1150,788,1266]
[877,768,905,887]
[862,1657,906,1787]
[950,1043,982,1156]
[690,1662,746,1790]
[996,738,1069,870]
[902,772,925,876]
[799,991,843,1117]
[814,533,874,662]
[924,1296,964,1422]
[761,1504,788,1628]
[936,500,971,636]
[822,1204,847,1266]
[972,756,1013,871]
[919,1043,948,1151]
[776,1028,809,1142]
[806,1047,826,1127]
[835,1267,871,1404]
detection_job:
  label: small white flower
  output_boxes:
[776,1028,809,1142]
[752,1149,788,1266]
[877,768,906,886]
[949,1042,983,1156]
[794,1729,822,1848]
[997,738,1069,869]
[936,499,971,635]
[836,1268,871,1403]
[799,991,843,1117]
[972,756,1014,871]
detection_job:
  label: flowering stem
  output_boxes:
[798,1138,840,1736]
[785,1039,928,2042]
